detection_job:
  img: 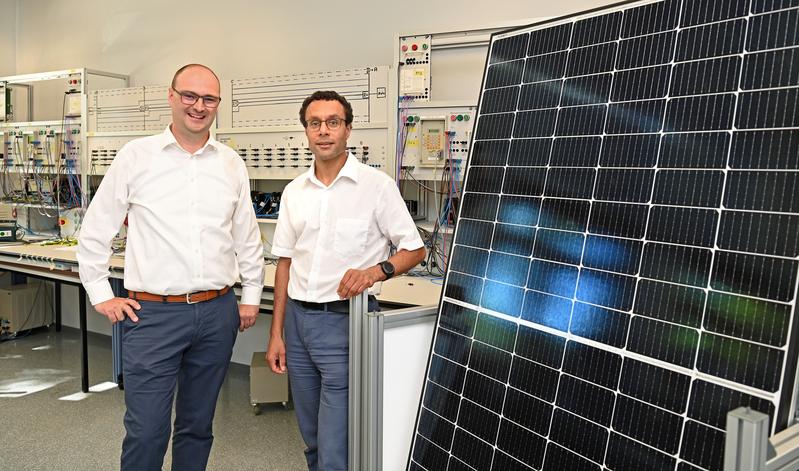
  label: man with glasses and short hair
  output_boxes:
[77,63,264,471]
[266,90,425,470]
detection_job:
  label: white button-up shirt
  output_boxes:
[77,127,265,306]
[272,154,423,302]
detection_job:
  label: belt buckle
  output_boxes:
[186,292,199,304]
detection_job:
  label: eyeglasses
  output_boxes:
[171,88,221,108]
[306,117,346,131]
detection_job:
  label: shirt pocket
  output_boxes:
[333,218,369,260]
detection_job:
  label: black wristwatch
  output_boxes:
[379,260,395,280]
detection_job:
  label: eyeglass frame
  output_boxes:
[171,87,222,109]
[305,117,348,131]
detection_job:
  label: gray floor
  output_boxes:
[0,327,308,470]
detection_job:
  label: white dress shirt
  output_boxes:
[272,153,423,302]
[77,127,264,306]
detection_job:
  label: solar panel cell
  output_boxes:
[605,432,676,470]
[463,371,506,413]
[497,195,541,226]
[680,420,726,470]
[645,206,719,247]
[621,0,680,37]
[611,66,672,102]
[508,356,559,401]
[616,31,676,69]
[747,9,799,51]
[508,138,552,166]
[570,301,630,348]
[618,358,691,413]
[551,137,603,167]
[659,132,730,169]
[581,235,643,274]
[538,198,590,231]
[612,395,683,453]
[480,280,524,316]
[626,316,699,368]
[496,420,546,468]
[634,279,706,327]
[544,442,600,471]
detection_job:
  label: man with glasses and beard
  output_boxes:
[78,64,264,471]
[266,90,425,470]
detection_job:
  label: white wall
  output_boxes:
[0,0,15,76]
[22,0,620,365]
[14,0,617,82]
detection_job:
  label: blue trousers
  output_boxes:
[120,290,239,471]
[285,297,378,471]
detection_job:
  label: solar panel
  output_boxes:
[408,1,799,470]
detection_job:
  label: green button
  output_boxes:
[456,115,463,121]
[422,44,428,50]
[413,115,420,122]
[463,115,470,121]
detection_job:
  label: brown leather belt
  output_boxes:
[128,286,231,304]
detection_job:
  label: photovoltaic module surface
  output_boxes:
[408,1,799,470]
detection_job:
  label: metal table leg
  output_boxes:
[78,285,89,393]
[54,282,62,332]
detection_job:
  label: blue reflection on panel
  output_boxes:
[493,223,536,256]
[576,268,637,311]
[445,272,484,305]
[481,280,525,317]
[582,235,643,275]
[486,251,531,286]
[521,290,573,331]
[497,196,542,226]
[561,76,612,107]
[434,329,471,364]
[456,219,495,249]
[527,259,579,298]
[570,301,630,348]
[534,229,584,265]
[606,99,666,134]
[450,245,490,277]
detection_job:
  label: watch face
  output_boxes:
[381,261,395,276]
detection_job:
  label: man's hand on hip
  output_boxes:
[337,266,384,299]
[238,304,259,332]
[94,297,141,324]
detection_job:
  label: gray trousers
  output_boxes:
[285,297,378,471]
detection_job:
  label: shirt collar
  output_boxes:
[304,152,359,188]
[160,125,219,154]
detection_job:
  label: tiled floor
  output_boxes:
[0,327,307,470]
